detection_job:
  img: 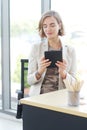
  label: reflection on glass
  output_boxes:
[51,0,87,97]
[10,0,41,109]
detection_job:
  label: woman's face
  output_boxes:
[43,16,60,39]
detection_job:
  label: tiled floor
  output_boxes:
[0,112,22,130]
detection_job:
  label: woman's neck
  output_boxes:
[48,37,61,50]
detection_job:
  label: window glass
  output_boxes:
[51,0,87,97]
[0,0,2,108]
[10,0,41,109]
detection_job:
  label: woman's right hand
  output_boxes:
[38,57,51,75]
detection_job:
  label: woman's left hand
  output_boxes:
[55,59,67,79]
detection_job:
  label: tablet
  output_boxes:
[44,50,62,68]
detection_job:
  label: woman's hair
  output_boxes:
[38,10,65,38]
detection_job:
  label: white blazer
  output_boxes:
[27,37,77,96]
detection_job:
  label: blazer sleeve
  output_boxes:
[63,46,77,88]
[27,43,42,85]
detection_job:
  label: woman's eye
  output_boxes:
[43,25,47,28]
[50,24,56,27]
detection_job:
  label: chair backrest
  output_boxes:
[21,59,28,95]
[16,59,28,119]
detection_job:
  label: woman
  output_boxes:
[27,10,77,96]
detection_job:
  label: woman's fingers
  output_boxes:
[40,57,51,70]
[56,59,67,69]
[41,59,51,68]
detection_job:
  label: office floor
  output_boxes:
[0,112,22,130]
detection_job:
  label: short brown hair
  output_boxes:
[38,10,65,38]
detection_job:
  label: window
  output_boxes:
[0,0,1,108]
[51,0,87,97]
[10,0,41,110]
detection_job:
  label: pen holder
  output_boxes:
[68,91,80,106]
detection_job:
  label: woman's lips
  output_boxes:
[47,33,52,35]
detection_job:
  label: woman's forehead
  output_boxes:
[43,16,57,24]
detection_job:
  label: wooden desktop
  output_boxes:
[21,89,87,130]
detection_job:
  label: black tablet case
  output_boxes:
[44,50,62,68]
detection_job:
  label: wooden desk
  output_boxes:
[21,89,87,130]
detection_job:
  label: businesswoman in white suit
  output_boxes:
[27,10,77,96]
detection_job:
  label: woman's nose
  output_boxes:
[46,26,51,31]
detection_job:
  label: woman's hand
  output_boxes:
[38,57,51,75]
[55,59,67,79]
